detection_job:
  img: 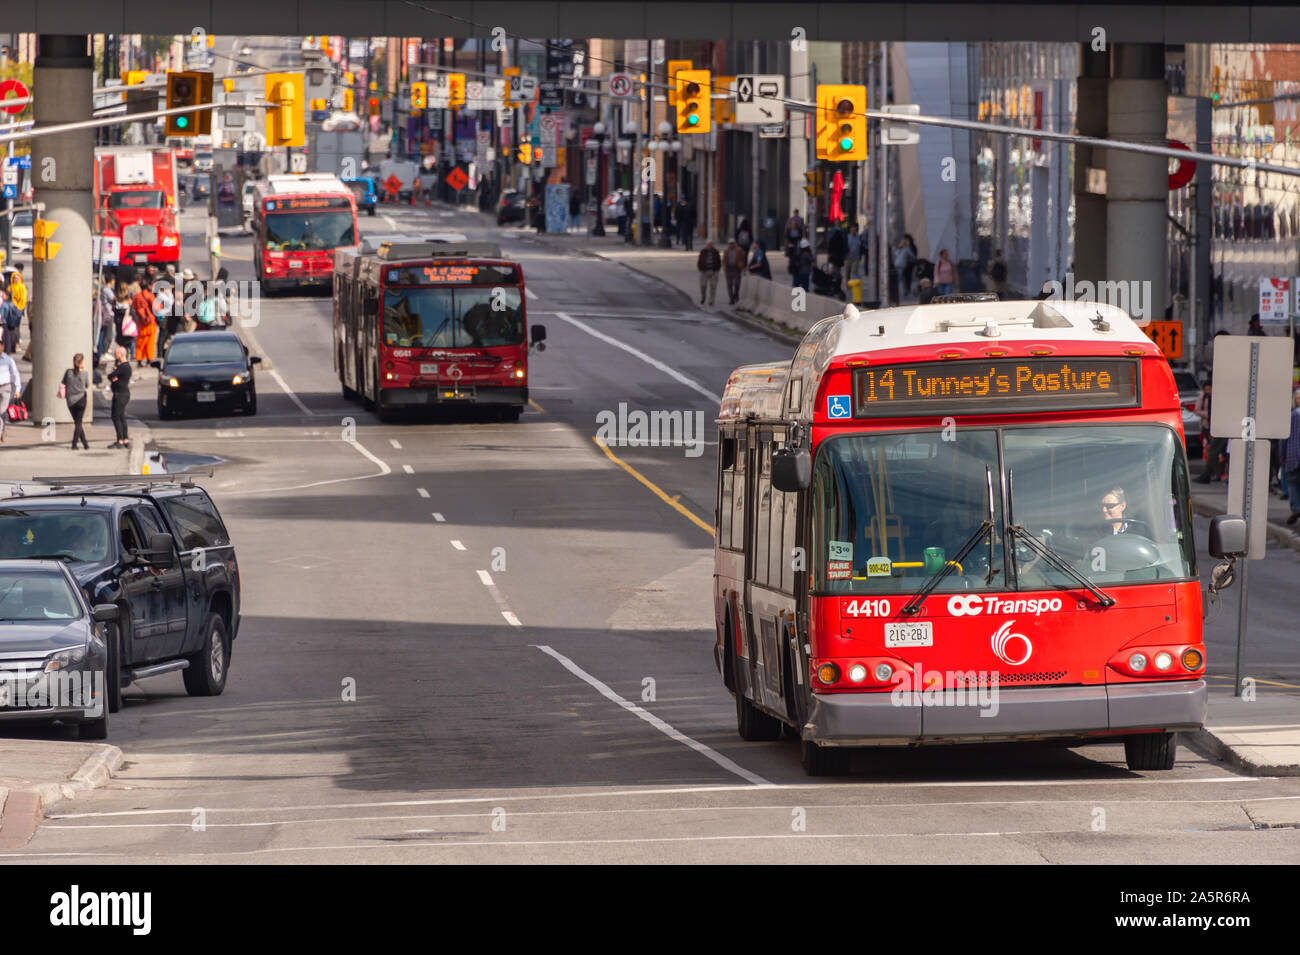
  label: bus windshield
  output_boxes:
[382,286,525,348]
[812,424,1195,594]
[109,190,165,210]
[264,211,355,251]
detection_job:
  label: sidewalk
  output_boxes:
[0,741,122,849]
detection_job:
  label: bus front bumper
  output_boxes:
[805,679,1207,746]
[379,386,527,407]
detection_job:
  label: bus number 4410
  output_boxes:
[844,599,891,617]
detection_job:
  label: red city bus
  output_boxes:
[252,174,357,293]
[715,298,1222,776]
[333,236,547,420]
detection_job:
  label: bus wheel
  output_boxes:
[1124,732,1176,771]
[801,739,848,776]
[499,406,522,422]
[735,676,783,743]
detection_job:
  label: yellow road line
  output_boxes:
[1206,674,1300,690]
[219,253,253,262]
[592,435,714,538]
[528,398,546,414]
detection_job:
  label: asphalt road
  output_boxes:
[7,204,1300,863]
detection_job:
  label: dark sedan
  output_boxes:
[0,561,117,740]
[153,332,261,419]
[497,190,527,225]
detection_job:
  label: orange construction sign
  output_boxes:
[1143,320,1184,360]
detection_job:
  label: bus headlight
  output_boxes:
[847,664,867,683]
[1181,649,1203,670]
[873,662,894,682]
[1128,652,1148,672]
[816,663,840,685]
[1154,651,1173,671]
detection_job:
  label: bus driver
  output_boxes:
[1101,487,1137,535]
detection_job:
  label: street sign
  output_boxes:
[0,78,29,115]
[465,81,485,109]
[1,185,15,199]
[883,104,921,145]
[758,122,787,139]
[497,107,513,126]
[539,81,564,108]
[1142,320,1184,360]
[1259,277,1289,324]
[383,174,402,197]
[734,74,785,125]
[539,113,558,145]
[1,166,16,186]
[445,166,468,191]
[476,130,491,148]
[585,156,597,185]
[349,40,368,60]
[92,235,120,266]
[608,72,635,99]
[14,155,30,170]
[290,153,308,174]
[1210,335,1294,440]
[510,75,538,104]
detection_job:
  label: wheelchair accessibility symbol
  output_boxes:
[826,394,851,419]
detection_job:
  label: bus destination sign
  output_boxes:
[851,358,1140,417]
[387,264,520,286]
[266,195,353,211]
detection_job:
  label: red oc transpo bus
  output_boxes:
[333,236,546,420]
[716,297,1230,776]
[252,174,357,293]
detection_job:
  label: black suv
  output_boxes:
[0,477,241,713]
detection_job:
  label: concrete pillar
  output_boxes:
[32,35,93,426]
[1106,44,1167,321]
[1072,45,1109,286]
[788,40,808,234]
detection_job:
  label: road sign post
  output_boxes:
[1211,335,1294,695]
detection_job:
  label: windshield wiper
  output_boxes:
[1005,468,1116,608]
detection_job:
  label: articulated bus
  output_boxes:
[333,236,547,420]
[716,297,1235,776]
[251,174,357,293]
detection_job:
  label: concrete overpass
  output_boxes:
[0,2,1297,42]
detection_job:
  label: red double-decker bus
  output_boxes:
[333,236,546,420]
[252,174,357,293]
[716,297,1230,775]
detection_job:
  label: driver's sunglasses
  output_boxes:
[1101,500,1121,510]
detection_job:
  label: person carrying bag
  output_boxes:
[61,353,90,451]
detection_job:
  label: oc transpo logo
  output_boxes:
[990,620,1033,666]
[947,594,984,617]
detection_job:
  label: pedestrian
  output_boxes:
[117,282,138,359]
[917,277,936,304]
[61,352,91,451]
[988,248,1008,297]
[622,193,635,243]
[1285,389,1300,524]
[0,345,20,443]
[179,269,198,332]
[96,273,116,366]
[827,223,847,299]
[697,238,722,306]
[735,217,753,255]
[1195,381,1226,483]
[891,238,915,304]
[8,263,26,316]
[569,190,581,232]
[152,278,175,353]
[107,345,131,449]
[794,238,814,291]
[215,267,232,326]
[0,290,20,355]
[934,249,956,296]
[723,239,746,305]
[844,223,863,283]
[411,175,421,206]
[784,209,805,249]
[196,283,220,330]
[679,197,695,251]
[131,279,157,366]
[747,240,772,281]
[1248,313,1268,336]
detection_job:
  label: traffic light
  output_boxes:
[448,73,465,110]
[32,218,60,261]
[124,71,147,86]
[803,168,823,198]
[676,69,710,133]
[411,81,427,110]
[715,76,735,124]
[343,89,354,113]
[369,96,380,117]
[666,59,692,105]
[166,70,212,136]
[265,72,305,147]
[517,143,533,164]
[816,85,867,161]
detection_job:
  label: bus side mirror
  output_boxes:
[772,447,811,492]
[530,324,547,352]
[1208,514,1247,559]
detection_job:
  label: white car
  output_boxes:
[241,181,256,229]
[9,210,32,253]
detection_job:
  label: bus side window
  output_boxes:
[767,434,785,588]
[718,435,735,548]
[732,431,747,552]
[754,434,773,587]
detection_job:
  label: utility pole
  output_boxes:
[877,42,889,305]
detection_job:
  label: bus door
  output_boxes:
[743,427,793,713]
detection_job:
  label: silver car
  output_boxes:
[1173,369,1203,456]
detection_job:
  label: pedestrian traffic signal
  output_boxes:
[264,72,305,147]
[448,73,465,111]
[32,218,60,261]
[676,69,710,134]
[165,70,212,136]
[816,85,867,161]
[411,81,427,110]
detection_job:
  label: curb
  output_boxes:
[31,743,124,812]
[1187,727,1300,777]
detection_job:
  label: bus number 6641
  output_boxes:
[844,599,891,617]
